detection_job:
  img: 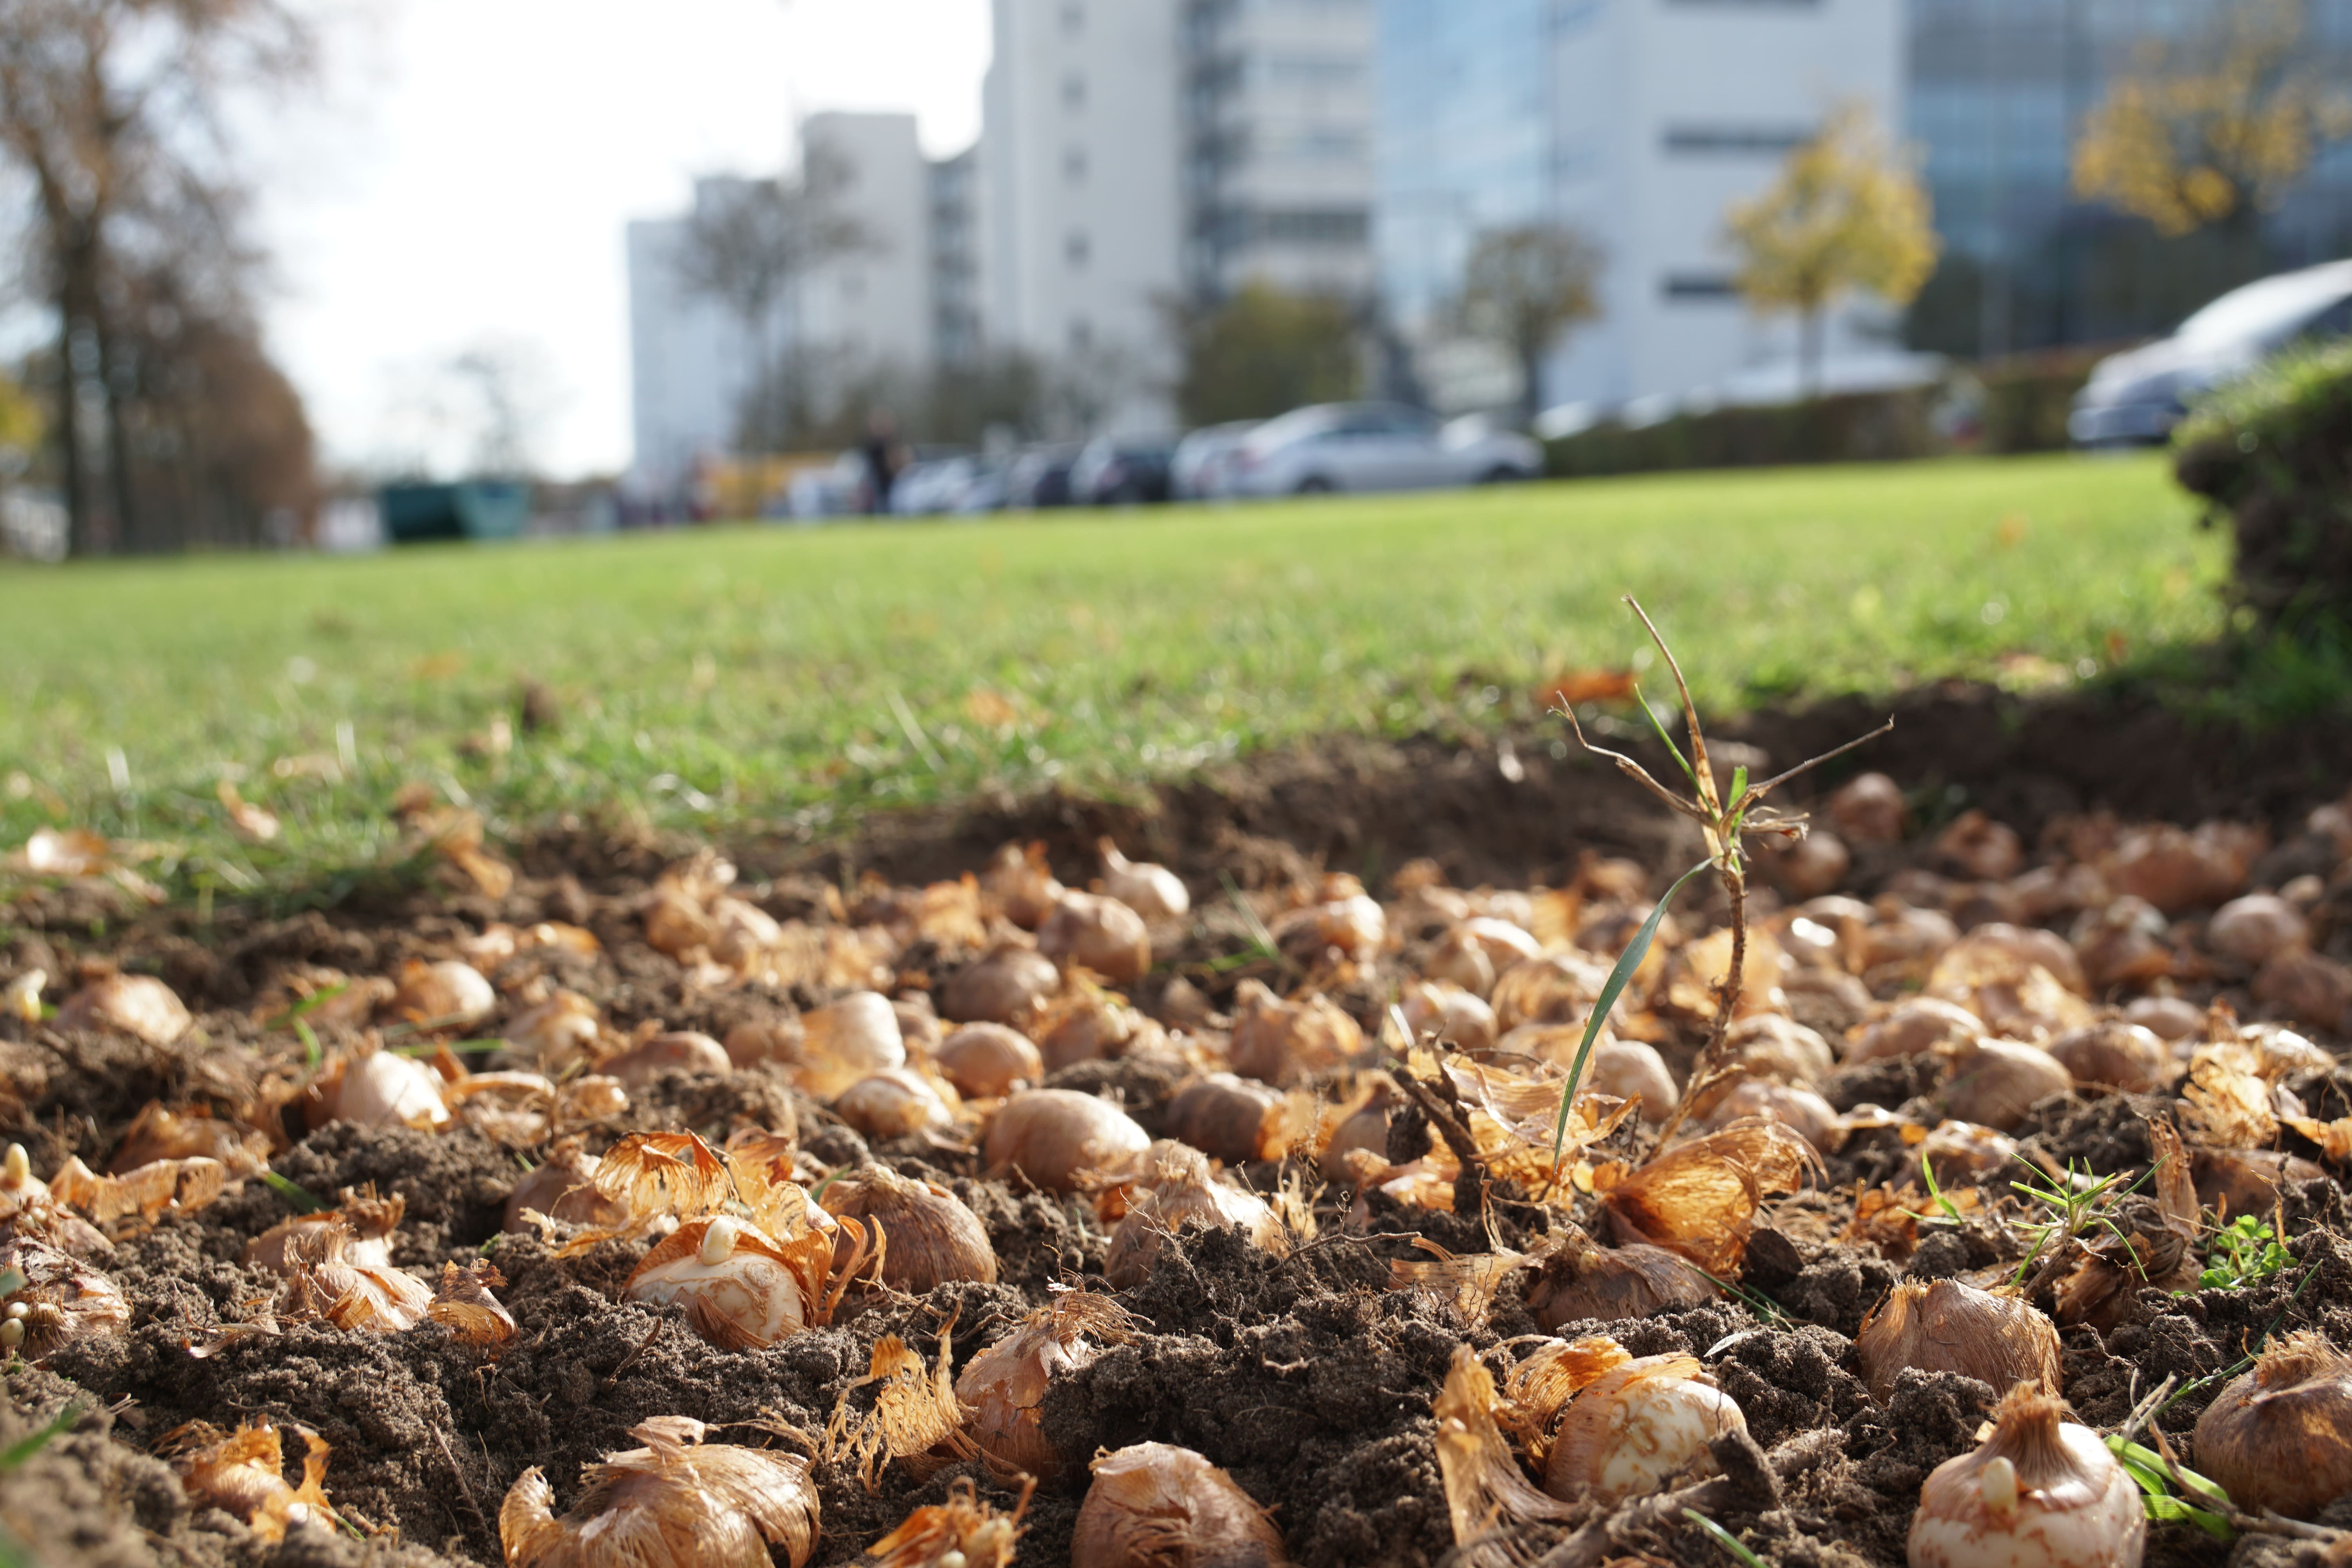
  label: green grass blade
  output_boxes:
[1682,1509,1770,1568]
[0,1403,82,1470]
[1633,682,1699,786]
[261,1171,328,1213]
[1548,857,1711,1177]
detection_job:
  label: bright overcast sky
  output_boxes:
[254,0,989,480]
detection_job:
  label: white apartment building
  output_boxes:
[978,0,1183,431]
[626,112,944,502]
[1182,0,1378,303]
[1377,0,1903,412]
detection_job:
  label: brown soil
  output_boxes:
[6,680,2352,1568]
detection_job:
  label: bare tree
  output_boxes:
[0,0,312,554]
[1456,225,1604,421]
[672,143,870,455]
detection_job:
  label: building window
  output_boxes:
[1066,230,1091,269]
[1063,146,1088,183]
[1253,207,1369,244]
[1062,73,1086,109]
[1661,125,1815,155]
[1264,55,1362,87]
[1662,273,1740,301]
[1060,1,1083,34]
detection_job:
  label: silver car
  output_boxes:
[1223,402,1542,497]
[2071,261,2352,447]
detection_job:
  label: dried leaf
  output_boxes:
[501,1417,820,1568]
[429,1260,516,1348]
[2184,1044,2279,1149]
[1388,1240,1525,1327]
[822,1317,972,1491]
[163,1417,332,1542]
[863,1476,1031,1568]
[1601,1117,1821,1274]
[215,780,280,844]
[1432,1346,1578,1552]
[48,1154,227,1236]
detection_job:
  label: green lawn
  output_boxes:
[1,454,2218,901]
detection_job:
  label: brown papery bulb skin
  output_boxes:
[2044,1022,2171,1094]
[1773,828,1852,898]
[1695,1078,1842,1155]
[2120,995,2204,1042]
[1227,981,1365,1087]
[2192,1332,2352,1520]
[1831,772,1908,844]
[1543,1355,1747,1504]
[1910,1383,2144,1568]
[936,1022,1045,1099]
[1940,1038,2071,1132]
[504,1143,631,1234]
[1166,1074,1300,1164]
[1073,1443,1289,1568]
[1849,999,1986,1065]
[1527,1236,1715,1332]
[1918,1121,2020,1189]
[1398,980,1497,1055]
[983,1089,1152,1194]
[1857,1278,2060,1405]
[2208,893,2310,968]
[955,1290,1137,1483]
[821,1166,997,1293]
[1721,1013,1837,1085]
[625,1217,808,1349]
[1038,893,1152,984]
[501,1416,819,1568]
[722,1015,805,1071]
[600,1031,732,1087]
[940,943,1062,1025]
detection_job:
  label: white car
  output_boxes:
[1223,402,1541,497]
[1170,420,1259,499]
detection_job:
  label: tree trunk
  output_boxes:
[1799,305,1824,403]
[95,316,139,551]
[53,300,91,557]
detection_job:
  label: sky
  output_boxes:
[254,0,990,480]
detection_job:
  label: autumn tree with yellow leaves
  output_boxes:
[2073,0,2352,240]
[1725,105,1939,399]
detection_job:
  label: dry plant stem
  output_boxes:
[1559,595,1890,1153]
[1397,1067,1491,1219]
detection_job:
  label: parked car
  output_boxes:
[1225,402,1541,497]
[1070,435,1178,505]
[2071,260,2352,447]
[1170,420,1260,499]
[1006,444,1083,508]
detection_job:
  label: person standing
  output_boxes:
[859,410,906,515]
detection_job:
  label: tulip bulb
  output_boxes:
[501,1416,820,1568]
[1038,892,1152,984]
[982,841,1064,930]
[1831,771,1908,843]
[1526,1230,1716,1332]
[1489,951,1613,1034]
[983,1089,1152,1194]
[1850,999,1986,1064]
[1228,980,1364,1087]
[1940,1038,2071,1132]
[955,1289,1138,1482]
[2191,1331,2352,1521]
[834,1068,958,1140]
[1099,840,1190,920]
[503,990,605,1072]
[1694,1077,1842,1154]
[1104,1141,1288,1289]
[2044,1022,2171,1094]
[55,973,192,1046]
[2208,893,2309,967]
[1073,1443,1289,1568]
[1910,1383,2143,1568]
[1398,980,1497,1055]
[940,943,1062,1025]
[819,1166,998,1293]
[1166,1073,1307,1164]
[935,1022,1045,1099]
[1857,1278,2060,1405]
[387,958,495,1029]
[1720,1013,1837,1085]
[1270,888,1386,964]
[599,1030,732,1087]
[793,991,907,1099]
[163,1418,333,1542]
[626,1216,808,1349]
[864,1477,1028,1568]
[0,1236,129,1358]
[307,1047,452,1132]
[1543,1354,1747,1504]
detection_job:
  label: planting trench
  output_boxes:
[7,679,2352,1568]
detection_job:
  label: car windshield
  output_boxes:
[2177,269,2352,349]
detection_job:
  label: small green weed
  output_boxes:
[2198,1215,2292,1291]
[1683,1509,1771,1568]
